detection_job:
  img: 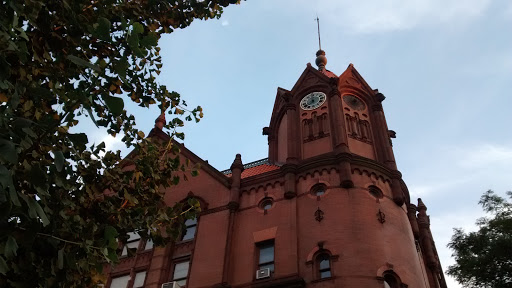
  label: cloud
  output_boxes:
[221,20,229,26]
[455,144,512,169]
[408,176,472,198]
[315,0,492,33]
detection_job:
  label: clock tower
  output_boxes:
[261,50,447,287]
[265,50,407,205]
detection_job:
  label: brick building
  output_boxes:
[106,50,447,288]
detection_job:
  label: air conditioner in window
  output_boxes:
[161,282,182,288]
[256,268,271,279]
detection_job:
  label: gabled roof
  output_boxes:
[146,127,231,187]
[338,63,376,95]
[290,63,337,94]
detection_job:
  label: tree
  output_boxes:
[0,0,240,287]
[447,190,512,288]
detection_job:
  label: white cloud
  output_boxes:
[221,20,229,26]
[408,176,472,198]
[314,0,492,33]
[455,144,512,169]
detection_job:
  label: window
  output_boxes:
[311,184,327,198]
[316,253,332,279]
[133,271,146,288]
[258,198,273,211]
[181,218,197,241]
[368,185,383,199]
[172,261,190,287]
[110,275,130,288]
[121,232,140,256]
[109,271,146,288]
[143,239,153,250]
[382,271,401,288]
[258,241,275,272]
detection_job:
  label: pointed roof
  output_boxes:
[337,63,376,95]
[290,63,336,94]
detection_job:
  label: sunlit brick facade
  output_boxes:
[105,51,447,288]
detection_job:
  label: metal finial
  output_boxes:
[315,16,321,51]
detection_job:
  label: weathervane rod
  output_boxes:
[315,15,321,50]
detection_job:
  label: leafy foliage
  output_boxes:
[447,190,512,288]
[0,0,239,287]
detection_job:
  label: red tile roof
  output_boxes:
[223,158,280,179]
[239,164,280,179]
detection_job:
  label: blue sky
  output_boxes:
[90,1,512,286]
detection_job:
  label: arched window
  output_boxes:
[382,271,402,288]
[316,253,332,279]
[368,185,383,199]
[311,184,327,197]
[181,217,197,241]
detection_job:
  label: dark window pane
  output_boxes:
[320,270,331,279]
[259,244,274,264]
[259,263,274,272]
[263,202,272,210]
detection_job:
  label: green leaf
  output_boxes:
[22,195,50,226]
[67,55,100,72]
[54,151,64,172]
[0,256,7,275]
[132,22,144,34]
[0,165,18,205]
[104,225,118,240]
[22,127,37,138]
[29,163,46,188]
[140,32,158,47]
[68,133,88,149]
[86,108,99,127]
[103,96,124,116]
[5,236,18,258]
[57,248,64,269]
[0,138,17,164]
[95,17,111,41]
[114,58,129,78]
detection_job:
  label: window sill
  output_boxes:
[311,276,336,283]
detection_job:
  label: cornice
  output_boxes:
[239,152,403,191]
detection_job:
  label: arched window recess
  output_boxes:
[381,270,407,288]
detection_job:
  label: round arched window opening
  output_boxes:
[316,253,332,279]
[383,272,400,288]
[311,184,327,197]
[368,185,384,199]
[259,198,274,211]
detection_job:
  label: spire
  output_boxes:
[314,16,327,71]
[155,113,166,130]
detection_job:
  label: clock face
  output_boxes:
[343,95,366,111]
[300,92,327,110]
